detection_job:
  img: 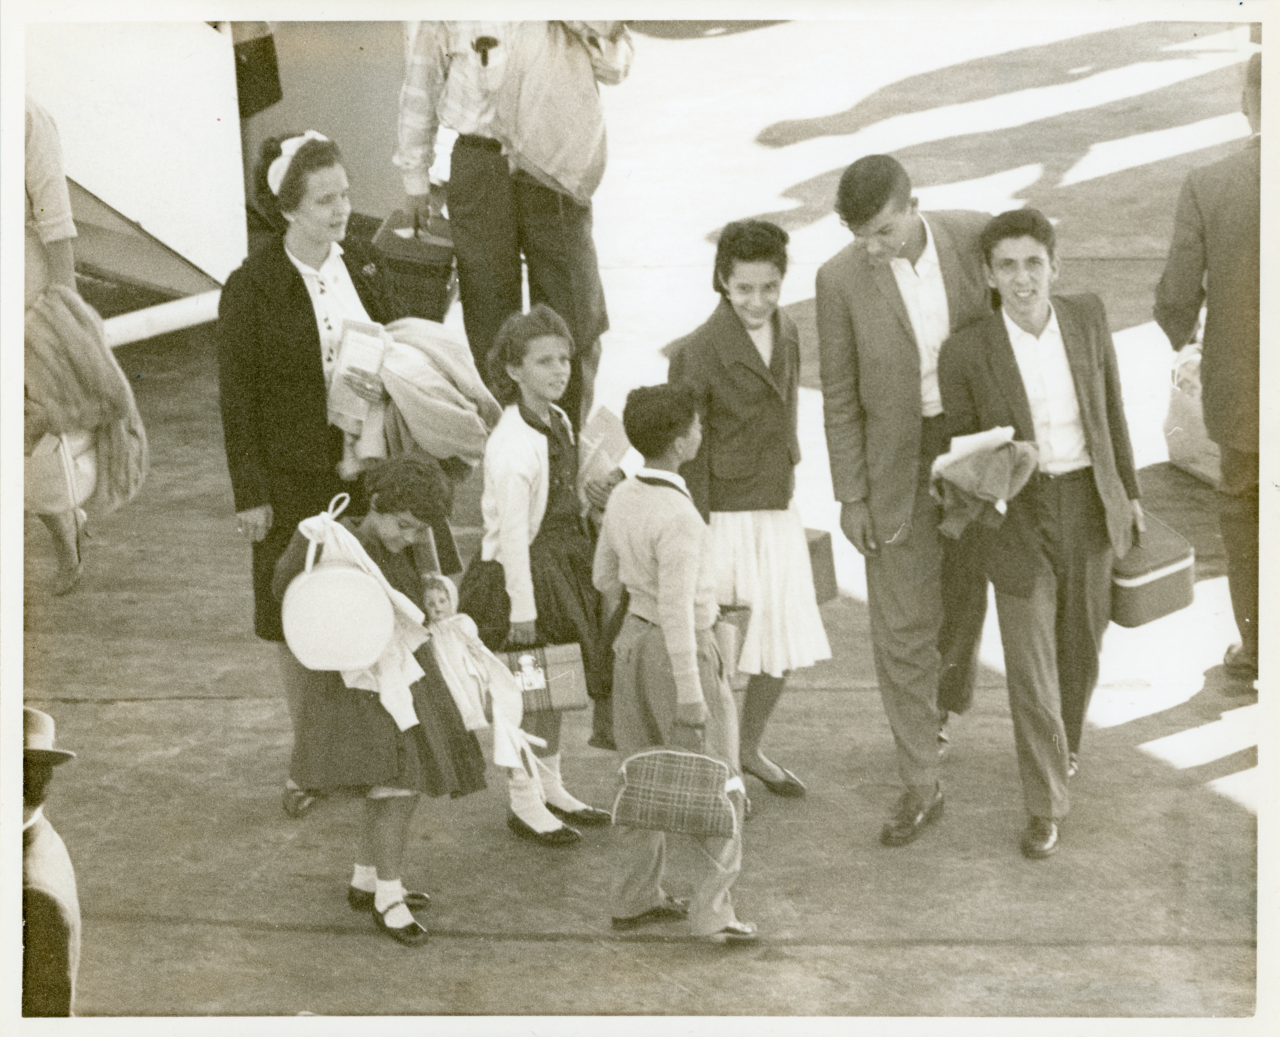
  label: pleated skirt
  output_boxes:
[708,504,831,678]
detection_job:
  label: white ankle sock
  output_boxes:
[375,878,413,927]
[351,864,377,892]
[508,770,563,833]
[540,753,590,814]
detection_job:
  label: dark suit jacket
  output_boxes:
[216,234,403,514]
[23,812,80,1017]
[1154,136,1259,452]
[668,298,801,520]
[816,210,992,545]
[938,293,1140,596]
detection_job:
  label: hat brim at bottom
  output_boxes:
[25,748,76,765]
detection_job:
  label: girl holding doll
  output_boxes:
[457,304,613,846]
[272,456,486,946]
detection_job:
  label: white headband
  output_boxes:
[267,131,329,197]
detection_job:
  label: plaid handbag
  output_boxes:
[611,748,738,840]
[502,643,590,713]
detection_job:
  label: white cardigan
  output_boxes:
[480,404,575,624]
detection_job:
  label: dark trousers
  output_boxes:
[864,415,988,794]
[994,469,1112,819]
[1218,443,1259,654]
[448,137,608,429]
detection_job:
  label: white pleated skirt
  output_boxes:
[708,504,832,678]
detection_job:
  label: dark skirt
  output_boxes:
[456,520,612,702]
[290,642,487,798]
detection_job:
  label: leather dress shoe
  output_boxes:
[708,920,759,945]
[282,786,321,819]
[348,886,430,913]
[1020,816,1060,859]
[880,785,944,846]
[1223,643,1258,681]
[611,894,689,931]
[1067,752,1080,779]
[742,761,807,798]
[507,812,581,846]
[548,802,612,826]
[374,901,429,946]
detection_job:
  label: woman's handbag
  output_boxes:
[501,643,590,713]
[611,748,738,840]
[25,430,96,515]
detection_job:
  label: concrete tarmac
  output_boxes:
[16,13,1268,1032]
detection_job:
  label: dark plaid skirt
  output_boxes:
[290,642,487,798]
[456,520,612,702]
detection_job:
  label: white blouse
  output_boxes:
[285,241,373,380]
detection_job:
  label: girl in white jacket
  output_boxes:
[457,304,612,846]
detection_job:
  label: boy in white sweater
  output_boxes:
[593,384,756,943]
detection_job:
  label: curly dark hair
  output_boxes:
[253,134,344,233]
[362,455,453,525]
[485,303,575,406]
[713,219,789,297]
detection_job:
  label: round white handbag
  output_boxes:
[281,496,395,671]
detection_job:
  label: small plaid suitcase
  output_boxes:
[611,748,737,840]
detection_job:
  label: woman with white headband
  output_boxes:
[217,132,414,819]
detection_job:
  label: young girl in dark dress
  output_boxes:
[273,456,485,946]
[457,304,612,846]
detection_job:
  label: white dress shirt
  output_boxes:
[891,216,951,417]
[746,320,774,369]
[1002,306,1092,474]
[285,242,373,380]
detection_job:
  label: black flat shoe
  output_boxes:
[507,812,581,846]
[611,895,690,931]
[282,786,321,819]
[547,802,612,826]
[880,785,944,846]
[742,761,807,798]
[374,901,429,946]
[1020,816,1060,859]
[348,887,430,912]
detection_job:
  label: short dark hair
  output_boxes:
[713,219,789,297]
[253,134,344,232]
[835,155,912,228]
[979,208,1057,266]
[486,303,575,406]
[623,384,698,461]
[363,455,453,525]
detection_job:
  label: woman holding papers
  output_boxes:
[217,132,412,818]
[667,219,831,799]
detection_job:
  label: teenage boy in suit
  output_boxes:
[816,155,991,847]
[938,208,1144,858]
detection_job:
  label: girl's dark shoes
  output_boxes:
[349,887,430,912]
[547,803,612,826]
[507,812,581,846]
[374,901,429,946]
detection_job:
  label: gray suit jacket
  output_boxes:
[816,210,991,545]
[938,294,1141,596]
[1154,136,1260,452]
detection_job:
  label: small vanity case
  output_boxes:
[1110,514,1194,628]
